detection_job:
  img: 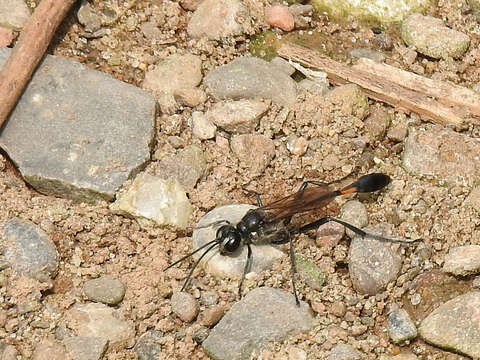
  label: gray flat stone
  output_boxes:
[1,218,58,282]
[402,128,480,187]
[419,291,480,358]
[191,204,285,279]
[203,287,314,360]
[204,57,297,107]
[0,48,156,203]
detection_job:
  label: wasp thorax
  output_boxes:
[237,210,265,235]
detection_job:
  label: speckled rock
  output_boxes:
[310,0,431,24]
[443,245,480,276]
[187,0,247,39]
[1,218,58,282]
[348,233,402,295]
[83,275,126,305]
[203,287,314,360]
[171,292,199,322]
[204,57,297,107]
[109,173,192,229]
[401,13,470,59]
[0,0,31,30]
[191,204,285,279]
[387,308,418,344]
[134,330,164,360]
[230,134,275,175]
[402,128,480,187]
[419,291,480,358]
[206,100,269,134]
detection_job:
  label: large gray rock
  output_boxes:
[419,291,480,358]
[0,48,156,203]
[310,0,431,23]
[401,13,470,59]
[402,128,480,187]
[203,287,314,360]
[204,57,297,107]
[1,218,58,282]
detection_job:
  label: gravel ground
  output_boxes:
[1,0,480,359]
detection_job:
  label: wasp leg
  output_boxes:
[242,188,264,207]
[270,230,300,306]
[238,243,253,298]
[290,216,412,244]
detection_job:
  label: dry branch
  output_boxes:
[0,0,77,126]
[277,43,480,128]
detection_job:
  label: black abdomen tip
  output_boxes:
[354,173,391,193]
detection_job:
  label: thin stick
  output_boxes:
[0,0,77,125]
[277,43,474,129]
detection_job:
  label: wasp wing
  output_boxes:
[260,184,340,220]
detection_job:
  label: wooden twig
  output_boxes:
[277,43,480,128]
[0,0,77,126]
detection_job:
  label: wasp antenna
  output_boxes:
[164,239,219,271]
[181,242,219,292]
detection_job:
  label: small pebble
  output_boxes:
[316,221,345,248]
[83,274,126,305]
[193,327,210,343]
[286,136,308,156]
[192,111,216,140]
[265,5,294,31]
[387,308,417,344]
[171,292,199,322]
[198,305,225,327]
[330,301,347,317]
